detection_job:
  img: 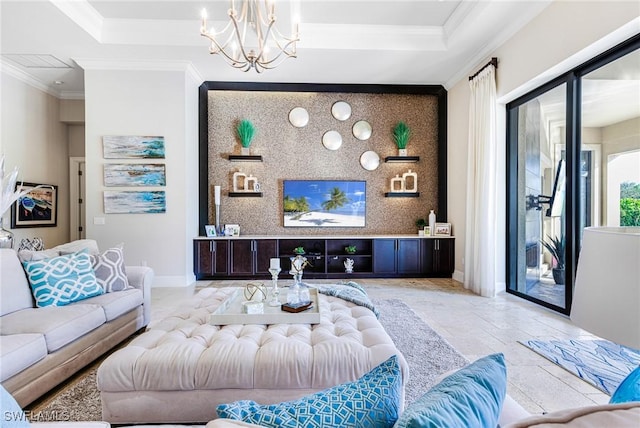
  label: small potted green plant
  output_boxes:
[236,119,255,155]
[541,234,565,285]
[344,245,357,255]
[393,121,411,156]
[293,246,305,255]
[416,218,427,235]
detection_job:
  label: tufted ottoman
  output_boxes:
[97,287,408,424]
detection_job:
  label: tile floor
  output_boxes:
[150,277,610,416]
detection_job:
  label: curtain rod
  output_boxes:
[469,57,498,81]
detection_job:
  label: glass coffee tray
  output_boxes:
[209,287,321,325]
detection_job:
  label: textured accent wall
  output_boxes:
[207,90,440,235]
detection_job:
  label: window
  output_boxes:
[506,35,639,314]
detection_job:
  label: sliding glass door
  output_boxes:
[507,35,639,314]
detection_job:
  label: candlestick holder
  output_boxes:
[268,267,281,306]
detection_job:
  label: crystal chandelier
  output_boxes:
[200,0,299,73]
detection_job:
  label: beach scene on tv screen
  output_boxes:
[283,180,366,227]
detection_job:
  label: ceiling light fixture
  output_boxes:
[200,0,299,73]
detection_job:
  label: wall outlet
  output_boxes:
[93,217,105,225]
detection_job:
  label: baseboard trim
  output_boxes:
[452,270,464,283]
[152,275,193,287]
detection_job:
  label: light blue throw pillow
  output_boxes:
[1,385,30,427]
[217,355,402,428]
[393,353,507,428]
[609,365,640,404]
[23,250,103,307]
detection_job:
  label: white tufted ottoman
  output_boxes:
[97,287,408,424]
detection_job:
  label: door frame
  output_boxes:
[69,157,85,242]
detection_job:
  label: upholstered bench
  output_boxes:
[97,287,408,424]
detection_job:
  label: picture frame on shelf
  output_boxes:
[224,224,240,237]
[434,223,452,236]
[205,225,217,237]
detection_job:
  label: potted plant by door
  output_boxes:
[541,234,565,285]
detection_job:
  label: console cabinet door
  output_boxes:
[254,239,278,276]
[373,239,397,274]
[230,240,254,276]
[230,239,278,276]
[397,239,421,274]
[434,239,454,276]
[194,240,228,278]
[421,239,454,277]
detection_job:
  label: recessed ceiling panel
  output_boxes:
[300,1,462,26]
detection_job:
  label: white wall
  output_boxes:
[82,67,200,286]
[447,2,639,288]
[0,73,70,247]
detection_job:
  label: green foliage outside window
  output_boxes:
[620,182,640,226]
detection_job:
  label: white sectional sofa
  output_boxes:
[0,242,153,408]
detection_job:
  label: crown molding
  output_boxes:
[300,23,446,51]
[1,59,60,98]
[49,0,103,42]
[444,1,552,89]
[74,58,197,72]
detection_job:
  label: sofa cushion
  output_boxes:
[23,251,104,307]
[0,249,34,316]
[17,248,60,263]
[53,239,100,256]
[78,288,143,321]
[90,246,130,292]
[393,353,507,428]
[0,304,106,352]
[0,334,47,382]
[216,355,402,428]
[504,402,640,428]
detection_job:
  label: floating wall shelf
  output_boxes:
[229,192,263,197]
[228,155,263,162]
[385,156,420,163]
[385,192,420,198]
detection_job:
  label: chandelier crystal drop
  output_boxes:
[200,0,299,73]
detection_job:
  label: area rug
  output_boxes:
[374,298,469,405]
[28,298,468,421]
[521,339,640,395]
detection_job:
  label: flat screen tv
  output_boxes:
[283,180,366,227]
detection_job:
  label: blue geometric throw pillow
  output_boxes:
[393,353,507,428]
[217,355,403,428]
[23,250,104,307]
[610,366,640,404]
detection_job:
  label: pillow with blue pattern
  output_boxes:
[610,366,640,404]
[217,355,402,428]
[22,250,104,307]
[393,353,506,428]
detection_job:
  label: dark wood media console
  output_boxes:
[194,236,454,280]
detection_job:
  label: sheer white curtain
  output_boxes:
[464,65,498,297]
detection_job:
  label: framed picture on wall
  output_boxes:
[11,182,58,228]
